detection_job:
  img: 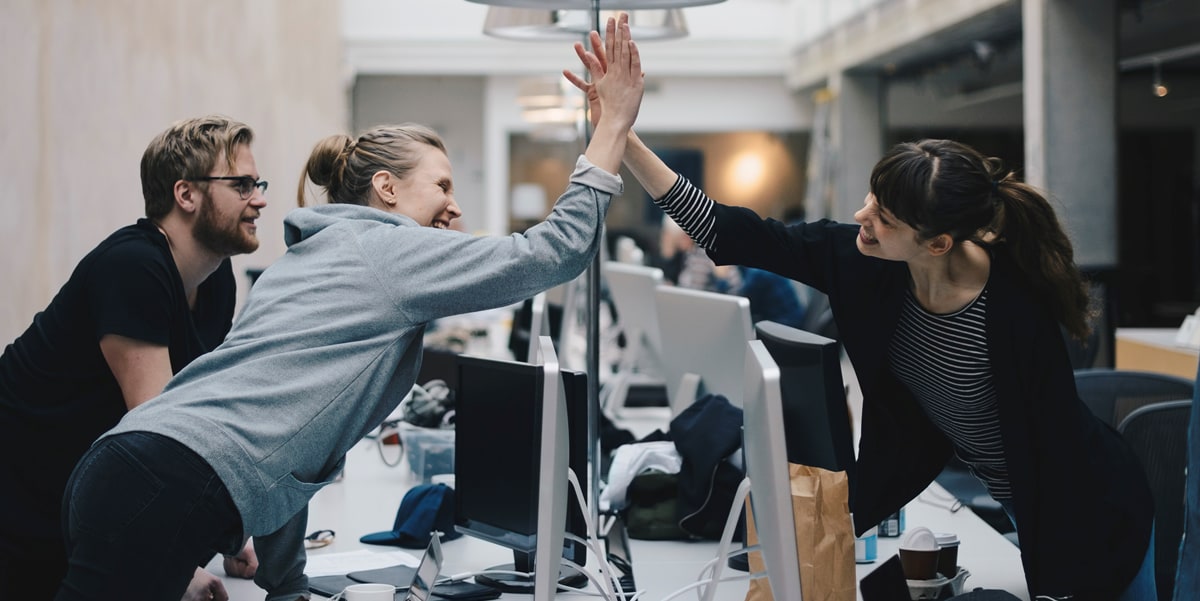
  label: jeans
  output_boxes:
[55,432,244,601]
[1176,394,1200,601]
[998,498,1158,601]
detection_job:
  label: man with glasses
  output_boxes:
[0,115,265,600]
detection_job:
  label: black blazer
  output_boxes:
[706,204,1154,599]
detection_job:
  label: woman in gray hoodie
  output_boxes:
[54,15,644,601]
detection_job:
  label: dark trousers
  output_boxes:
[55,432,243,601]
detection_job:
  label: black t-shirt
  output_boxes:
[0,219,235,540]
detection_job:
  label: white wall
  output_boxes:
[0,0,347,344]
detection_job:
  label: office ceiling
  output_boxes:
[849,0,1200,83]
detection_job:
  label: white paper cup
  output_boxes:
[344,582,396,601]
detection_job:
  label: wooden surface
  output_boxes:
[1115,328,1199,380]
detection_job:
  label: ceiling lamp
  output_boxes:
[484,8,687,41]
[469,0,721,8]
[1152,58,1169,98]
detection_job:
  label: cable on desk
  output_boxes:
[655,572,757,601]
[685,477,753,601]
[567,469,627,601]
[917,487,964,513]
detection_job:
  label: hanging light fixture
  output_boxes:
[469,0,721,8]
[484,8,687,41]
[1152,58,1169,98]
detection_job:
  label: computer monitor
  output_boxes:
[602,261,668,415]
[603,261,665,371]
[742,339,804,601]
[654,284,755,414]
[526,292,553,363]
[416,347,460,392]
[754,320,854,473]
[454,337,587,598]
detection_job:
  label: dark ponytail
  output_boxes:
[991,177,1093,339]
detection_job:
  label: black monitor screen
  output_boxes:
[453,355,588,564]
[755,321,855,474]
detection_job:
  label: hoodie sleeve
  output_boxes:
[253,508,310,601]
[364,155,621,323]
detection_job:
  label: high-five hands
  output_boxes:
[563,12,642,131]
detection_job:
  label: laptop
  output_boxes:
[404,534,445,601]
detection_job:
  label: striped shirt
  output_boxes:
[658,176,717,250]
[889,287,1012,500]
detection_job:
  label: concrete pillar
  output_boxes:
[1023,0,1118,268]
[828,71,884,223]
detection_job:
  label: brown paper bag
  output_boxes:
[744,463,855,601]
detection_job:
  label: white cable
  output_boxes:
[655,573,755,601]
[691,477,752,601]
[562,537,624,600]
[560,556,624,598]
[567,469,626,601]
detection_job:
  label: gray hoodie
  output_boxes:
[105,156,621,599]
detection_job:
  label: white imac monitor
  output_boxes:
[533,336,569,601]
[743,339,804,601]
[526,292,552,363]
[603,261,665,373]
[654,285,755,413]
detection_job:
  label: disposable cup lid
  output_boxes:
[935,532,959,545]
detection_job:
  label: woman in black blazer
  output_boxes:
[566,34,1156,600]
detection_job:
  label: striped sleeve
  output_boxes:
[654,175,718,251]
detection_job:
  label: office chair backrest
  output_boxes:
[1073,368,1194,428]
[1117,398,1194,601]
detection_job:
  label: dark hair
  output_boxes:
[869,139,1092,339]
[141,115,254,219]
[297,123,446,207]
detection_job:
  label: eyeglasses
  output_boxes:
[191,176,268,200]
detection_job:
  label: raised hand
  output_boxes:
[563,14,639,130]
[574,13,643,175]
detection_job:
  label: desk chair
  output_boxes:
[1118,398,1194,601]
[1073,369,1194,428]
[801,290,839,345]
[941,369,1197,542]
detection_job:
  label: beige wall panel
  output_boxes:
[0,0,347,343]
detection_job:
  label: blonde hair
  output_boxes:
[140,115,254,219]
[297,123,446,207]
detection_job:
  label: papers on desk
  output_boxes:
[306,549,420,577]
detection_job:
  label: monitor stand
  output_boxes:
[475,550,587,594]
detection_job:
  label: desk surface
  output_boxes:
[212,439,1027,600]
[1115,327,1199,380]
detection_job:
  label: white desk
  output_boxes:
[212,439,1026,601]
